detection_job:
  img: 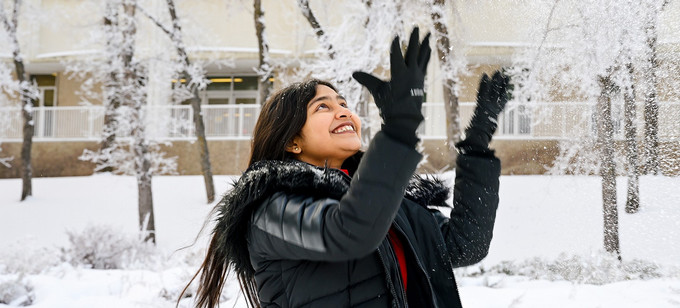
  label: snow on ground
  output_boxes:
[1,174,679,307]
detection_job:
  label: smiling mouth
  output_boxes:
[332,124,356,134]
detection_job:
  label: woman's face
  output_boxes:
[288,85,362,169]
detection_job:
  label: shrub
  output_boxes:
[546,253,662,284]
[458,251,668,285]
[0,243,60,275]
[0,275,34,306]
[61,224,158,269]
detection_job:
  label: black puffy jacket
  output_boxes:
[215,132,501,307]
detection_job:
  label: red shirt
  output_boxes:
[388,228,408,291]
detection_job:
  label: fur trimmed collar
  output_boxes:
[231,159,451,208]
[212,159,450,276]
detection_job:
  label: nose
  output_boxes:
[336,106,352,119]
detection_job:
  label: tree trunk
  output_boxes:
[297,0,335,59]
[135,127,156,243]
[184,72,215,203]
[1,0,34,200]
[14,69,35,201]
[18,64,34,201]
[596,75,621,260]
[166,0,215,203]
[254,0,272,102]
[623,63,640,214]
[642,22,660,175]
[431,0,461,165]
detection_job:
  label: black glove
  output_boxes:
[457,71,510,153]
[352,27,431,147]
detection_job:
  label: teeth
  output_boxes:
[333,125,354,133]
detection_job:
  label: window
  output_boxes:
[501,109,515,134]
[499,105,531,136]
[518,105,532,134]
[202,76,267,136]
[171,75,271,137]
[31,75,57,107]
[30,74,58,137]
[205,76,259,105]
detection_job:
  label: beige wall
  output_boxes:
[418,139,561,175]
[35,0,102,57]
[56,72,102,106]
[0,141,99,178]
[0,0,677,106]
[0,140,252,178]
[6,139,679,178]
[5,1,678,61]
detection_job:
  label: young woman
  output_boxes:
[186,28,510,308]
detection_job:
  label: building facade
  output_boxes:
[1,0,679,178]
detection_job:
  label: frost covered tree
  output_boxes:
[509,0,667,259]
[76,0,178,243]
[0,0,38,201]
[136,0,216,204]
[622,61,640,214]
[98,0,121,168]
[297,0,336,60]
[292,0,381,139]
[291,0,469,161]
[430,0,467,159]
[596,73,621,258]
[290,0,438,142]
[640,0,670,175]
[294,0,375,139]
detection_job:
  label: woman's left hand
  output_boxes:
[353,27,431,147]
[458,71,511,152]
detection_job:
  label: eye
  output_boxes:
[340,102,349,108]
[315,103,328,111]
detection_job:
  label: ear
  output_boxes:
[285,137,302,154]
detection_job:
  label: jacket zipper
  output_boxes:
[393,223,438,307]
[377,244,406,308]
[340,169,412,306]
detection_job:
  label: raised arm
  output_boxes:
[434,71,510,267]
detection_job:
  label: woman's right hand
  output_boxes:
[353,27,431,147]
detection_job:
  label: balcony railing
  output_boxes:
[0,104,261,141]
[419,101,680,141]
[1,102,679,142]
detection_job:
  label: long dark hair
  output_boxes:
[180,79,337,308]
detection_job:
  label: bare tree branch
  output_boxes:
[254,0,272,101]
[532,0,561,71]
[297,0,335,59]
[134,3,173,37]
